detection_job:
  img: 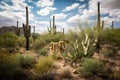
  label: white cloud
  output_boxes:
[36,0,54,7]
[67,15,80,23]
[79,0,85,2]
[62,3,79,12]
[37,7,56,16]
[50,13,67,20]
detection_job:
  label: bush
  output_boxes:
[0,32,18,47]
[79,58,107,77]
[60,69,72,79]
[0,32,18,53]
[37,48,48,56]
[34,56,54,75]
[32,33,64,50]
[15,53,35,68]
[99,28,120,46]
[16,36,25,47]
[0,50,20,80]
[38,71,56,80]
[64,28,96,66]
[100,48,116,57]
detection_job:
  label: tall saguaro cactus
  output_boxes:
[47,16,56,34]
[23,6,31,50]
[97,2,100,30]
[96,2,101,52]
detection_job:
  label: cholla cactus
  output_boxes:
[82,33,90,55]
[74,39,79,50]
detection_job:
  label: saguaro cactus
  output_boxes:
[96,2,101,52]
[47,20,52,33]
[32,26,37,41]
[47,16,56,34]
[63,28,64,36]
[101,20,104,29]
[15,21,20,36]
[23,6,31,50]
[111,21,114,29]
[97,2,100,30]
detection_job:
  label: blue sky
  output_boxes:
[0,0,120,33]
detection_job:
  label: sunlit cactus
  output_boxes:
[82,33,90,55]
[23,6,31,50]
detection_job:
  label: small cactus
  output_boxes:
[111,21,114,29]
[15,21,20,36]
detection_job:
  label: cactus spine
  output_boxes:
[23,6,31,50]
[47,16,56,34]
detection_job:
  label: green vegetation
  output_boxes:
[0,2,120,80]
[78,58,107,77]
[34,56,54,75]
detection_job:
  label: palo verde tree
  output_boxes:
[23,6,31,50]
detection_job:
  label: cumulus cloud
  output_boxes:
[36,0,54,7]
[101,0,120,9]
[62,3,79,12]
[50,13,67,20]
[67,14,80,23]
[37,7,56,16]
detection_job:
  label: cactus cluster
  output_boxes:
[49,41,65,53]
[23,6,31,50]
[47,16,56,34]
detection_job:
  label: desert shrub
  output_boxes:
[99,28,120,46]
[32,37,46,50]
[15,53,35,68]
[0,32,18,47]
[60,69,72,79]
[0,50,20,80]
[34,56,54,75]
[64,28,96,66]
[16,35,25,47]
[111,67,120,80]
[32,33,64,50]
[38,71,56,80]
[37,48,48,56]
[100,48,116,57]
[0,32,18,53]
[51,53,63,61]
[79,58,107,77]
